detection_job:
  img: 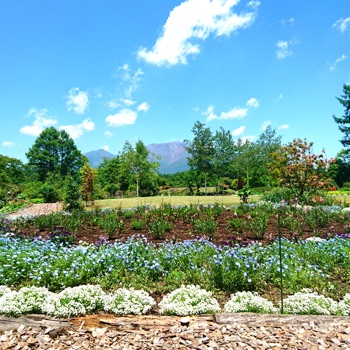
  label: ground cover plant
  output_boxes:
[1,196,350,318]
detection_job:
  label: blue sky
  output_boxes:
[1,0,349,163]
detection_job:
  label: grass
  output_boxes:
[89,195,260,210]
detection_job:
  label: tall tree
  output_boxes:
[26,127,85,181]
[80,163,95,205]
[120,140,160,196]
[184,121,215,194]
[252,126,282,187]
[333,84,350,151]
[232,139,255,188]
[96,156,121,196]
[213,127,235,192]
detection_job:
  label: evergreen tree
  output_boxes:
[333,84,350,151]
[26,127,85,181]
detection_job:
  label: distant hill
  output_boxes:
[84,149,115,168]
[147,141,189,174]
[84,141,189,174]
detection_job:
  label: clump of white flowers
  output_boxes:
[0,285,11,297]
[224,291,278,314]
[338,293,350,315]
[104,288,156,315]
[159,285,221,316]
[43,284,106,318]
[0,286,54,316]
[283,289,338,315]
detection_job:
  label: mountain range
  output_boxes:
[84,141,189,174]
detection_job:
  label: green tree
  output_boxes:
[252,126,282,187]
[26,127,85,181]
[80,163,95,205]
[120,140,160,196]
[213,127,235,193]
[232,139,255,188]
[333,84,350,151]
[96,156,121,196]
[0,155,25,205]
[184,121,215,195]
[269,138,331,197]
[327,150,350,188]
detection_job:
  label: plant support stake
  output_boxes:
[278,210,284,314]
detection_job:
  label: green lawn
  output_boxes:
[89,195,261,210]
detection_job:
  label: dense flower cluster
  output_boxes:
[158,285,221,316]
[283,289,339,315]
[104,288,156,315]
[224,291,278,314]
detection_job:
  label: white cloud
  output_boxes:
[232,125,246,136]
[107,100,120,109]
[246,97,259,108]
[116,64,144,98]
[20,108,58,136]
[67,88,89,114]
[333,18,350,33]
[280,17,294,26]
[276,40,293,59]
[138,0,258,66]
[277,124,289,130]
[204,104,248,122]
[59,118,95,140]
[239,135,256,143]
[105,109,138,127]
[260,120,271,131]
[3,141,15,147]
[137,102,150,112]
[102,145,110,151]
[330,54,348,71]
[123,99,136,106]
[104,131,113,138]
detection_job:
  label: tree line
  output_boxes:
[1,84,350,208]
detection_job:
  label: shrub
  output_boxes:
[158,285,221,316]
[224,291,277,314]
[283,289,338,315]
[43,284,106,318]
[103,288,155,315]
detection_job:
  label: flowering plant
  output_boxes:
[282,289,338,315]
[103,287,155,315]
[43,284,106,318]
[158,284,221,316]
[0,286,54,316]
[224,291,277,314]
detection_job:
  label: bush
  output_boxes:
[103,288,155,315]
[158,285,221,316]
[224,291,277,314]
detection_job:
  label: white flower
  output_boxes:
[0,286,53,316]
[305,237,324,242]
[104,288,155,315]
[0,285,11,297]
[338,293,350,315]
[224,291,277,314]
[283,289,338,315]
[42,284,106,318]
[159,285,221,316]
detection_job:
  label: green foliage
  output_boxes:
[193,218,218,240]
[26,127,85,182]
[64,176,82,211]
[333,83,350,150]
[269,138,331,196]
[147,219,172,239]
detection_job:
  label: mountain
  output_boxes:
[84,141,189,174]
[147,141,189,174]
[84,149,115,168]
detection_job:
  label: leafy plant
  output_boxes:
[193,218,218,240]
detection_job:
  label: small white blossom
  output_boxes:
[338,293,350,315]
